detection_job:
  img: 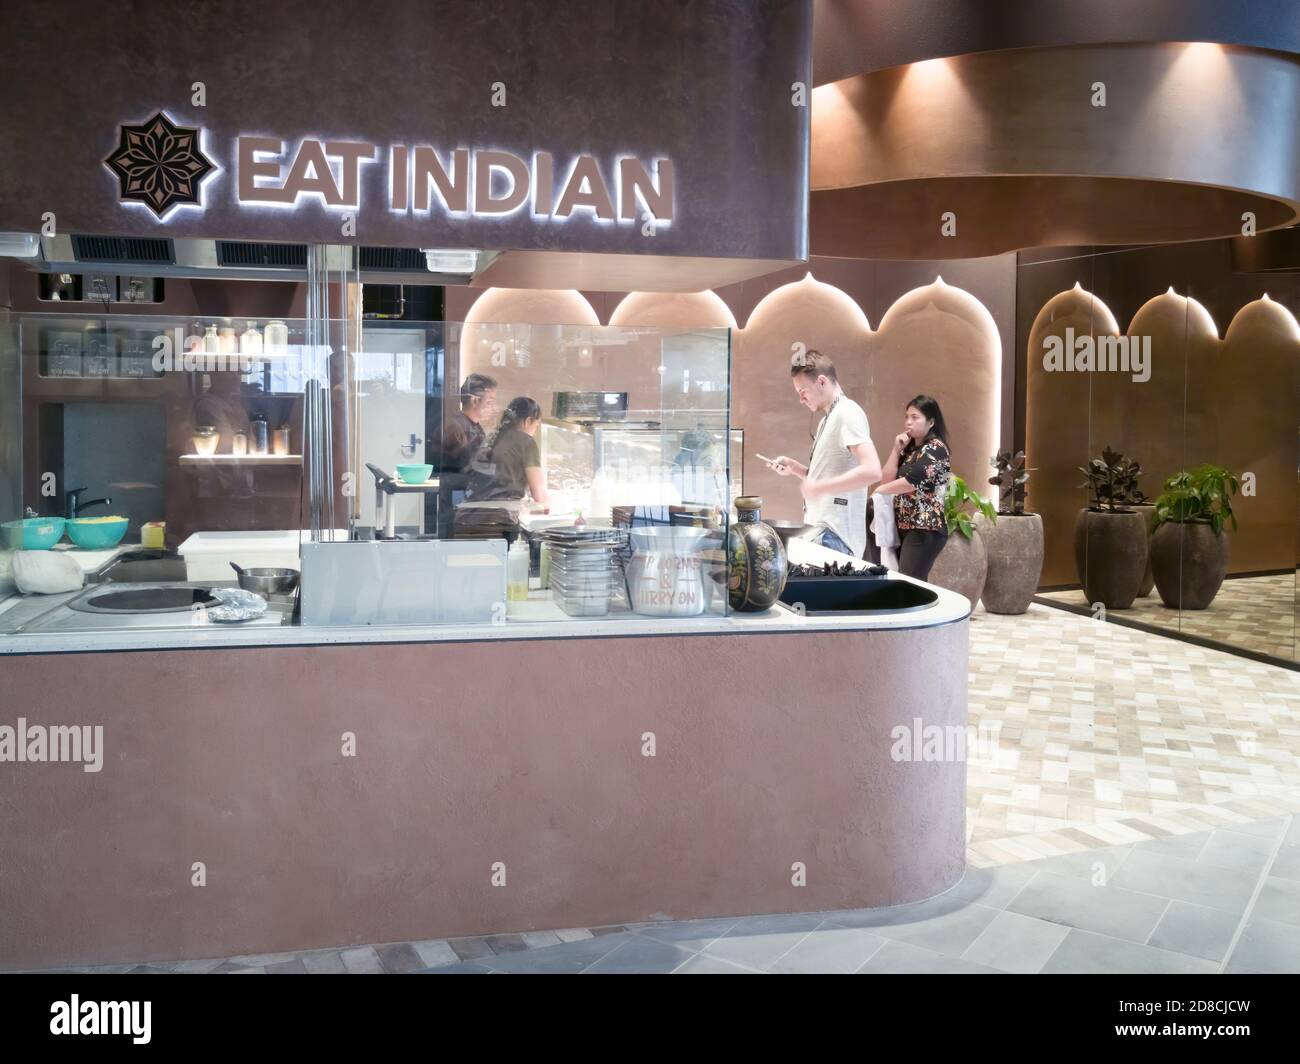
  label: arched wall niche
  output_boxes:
[1025,284,1299,584]
[463,278,1004,528]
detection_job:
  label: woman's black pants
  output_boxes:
[898,528,948,581]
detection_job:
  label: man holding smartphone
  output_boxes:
[769,349,882,558]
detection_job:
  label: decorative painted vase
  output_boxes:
[726,496,788,612]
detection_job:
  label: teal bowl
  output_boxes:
[66,516,129,550]
[3,515,66,550]
[395,463,433,485]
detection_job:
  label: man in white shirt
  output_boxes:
[770,349,882,558]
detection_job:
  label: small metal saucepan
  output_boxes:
[230,561,299,594]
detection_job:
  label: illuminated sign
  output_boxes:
[106,113,674,226]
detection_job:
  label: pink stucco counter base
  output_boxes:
[0,621,968,970]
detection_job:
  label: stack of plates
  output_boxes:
[541,527,625,617]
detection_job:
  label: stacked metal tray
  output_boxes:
[539,526,626,617]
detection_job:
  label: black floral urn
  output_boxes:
[727,496,788,611]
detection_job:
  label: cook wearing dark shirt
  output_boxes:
[454,395,549,538]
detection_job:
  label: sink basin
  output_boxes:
[779,574,938,615]
[69,585,220,614]
[89,549,189,584]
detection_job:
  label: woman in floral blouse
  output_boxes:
[876,395,951,580]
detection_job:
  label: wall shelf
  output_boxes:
[179,454,303,466]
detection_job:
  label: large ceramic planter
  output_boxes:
[978,512,1043,615]
[928,526,987,608]
[726,497,788,612]
[1132,503,1157,597]
[1073,508,1147,610]
[1150,520,1230,610]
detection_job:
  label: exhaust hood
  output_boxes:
[24,234,490,285]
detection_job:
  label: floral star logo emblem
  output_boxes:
[105,111,215,218]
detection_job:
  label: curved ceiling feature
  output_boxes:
[811,42,1300,259]
[608,289,738,330]
[462,287,599,326]
[812,0,1300,86]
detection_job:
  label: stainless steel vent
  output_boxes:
[216,241,308,268]
[358,246,426,271]
[70,235,174,264]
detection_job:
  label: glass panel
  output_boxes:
[0,311,732,641]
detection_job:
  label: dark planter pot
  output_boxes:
[1150,521,1230,610]
[726,496,788,612]
[928,526,987,607]
[1132,503,1157,597]
[978,512,1043,615]
[1073,508,1147,610]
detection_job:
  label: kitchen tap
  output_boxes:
[66,487,112,519]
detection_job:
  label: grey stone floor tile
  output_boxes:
[1041,929,1218,974]
[170,958,225,974]
[1224,916,1300,973]
[301,950,347,974]
[212,961,254,974]
[961,910,1071,973]
[481,932,632,974]
[942,864,1039,908]
[422,960,494,973]
[1196,829,1278,875]
[866,901,1001,957]
[1221,818,1289,841]
[716,913,823,937]
[857,938,1003,974]
[227,967,266,974]
[635,918,739,951]
[340,946,385,974]
[589,924,629,936]
[824,891,979,931]
[447,936,495,961]
[1268,845,1300,884]
[703,928,816,970]
[127,965,176,975]
[520,931,562,949]
[1146,899,1241,963]
[581,936,696,974]
[1022,845,1132,886]
[1109,848,1258,915]
[673,953,762,974]
[1283,817,1300,849]
[1126,832,1211,863]
[766,923,887,974]
[265,959,307,974]
[1007,870,1168,942]
[554,928,594,942]
[411,939,460,968]
[485,933,529,954]
[375,942,425,973]
[1250,877,1300,929]
[225,951,301,967]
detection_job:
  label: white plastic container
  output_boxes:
[179,530,307,582]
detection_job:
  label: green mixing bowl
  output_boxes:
[2,515,66,550]
[395,463,433,485]
[66,516,129,550]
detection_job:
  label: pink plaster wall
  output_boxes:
[0,622,968,969]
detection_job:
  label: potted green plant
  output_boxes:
[927,475,997,607]
[979,450,1043,614]
[1073,446,1148,609]
[1149,464,1238,609]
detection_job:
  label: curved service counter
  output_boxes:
[0,538,972,970]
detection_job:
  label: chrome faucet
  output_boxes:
[66,487,112,519]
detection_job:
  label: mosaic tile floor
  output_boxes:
[22,602,1300,974]
[1039,572,1297,663]
[965,603,1300,867]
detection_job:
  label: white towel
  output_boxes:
[871,491,900,570]
[13,550,85,595]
